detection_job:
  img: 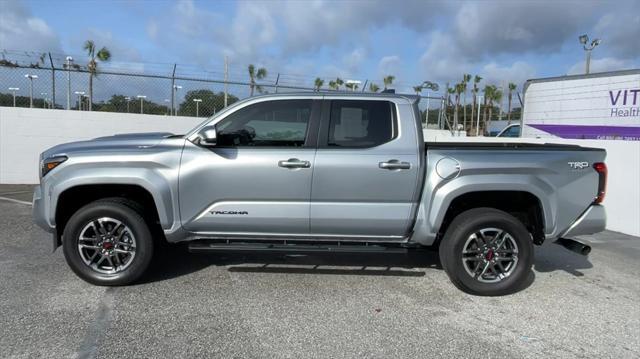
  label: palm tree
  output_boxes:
[383,75,395,90]
[413,85,423,95]
[471,75,482,134]
[454,82,465,129]
[335,77,344,90]
[447,87,456,128]
[345,82,355,91]
[328,80,338,91]
[482,85,492,135]
[369,83,380,93]
[507,82,517,125]
[314,77,324,91]
[248,64,267,96]
[83,40,111,111]
[462,74,471,130]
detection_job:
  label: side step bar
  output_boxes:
[554,238,591,256]
[188,241,408,254]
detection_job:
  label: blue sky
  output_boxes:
[1,0,639,94]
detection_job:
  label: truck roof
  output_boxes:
[247,91,421,104]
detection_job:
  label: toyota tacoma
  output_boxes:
[32,92,607,295]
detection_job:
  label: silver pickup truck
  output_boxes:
[33,92,607,295]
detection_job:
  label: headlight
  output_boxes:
[41,156,67,177]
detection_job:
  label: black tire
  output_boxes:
[439,208,533,296]
[62,198,154,286]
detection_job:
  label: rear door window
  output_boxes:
[327,100,396,148]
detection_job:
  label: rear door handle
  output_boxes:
[278,158,311,169]
[379,160,411,170]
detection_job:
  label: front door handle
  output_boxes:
[278,158,311,169]
[379,159,411,170]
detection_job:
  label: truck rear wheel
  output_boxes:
[62,198,154,286]
[439,208,533,296]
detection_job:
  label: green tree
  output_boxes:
[328,80,338,90]
[83,40,111,111]
[507,82,517,125]
[314,77,324,91]
[179,89,239,117]
[383,75,395,90]
[248,64,267,96]
[413,85,422,95]
[335,77,344,90]
[369,83,380,92]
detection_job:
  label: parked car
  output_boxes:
[497,124,521,138]
[33,92,607,295]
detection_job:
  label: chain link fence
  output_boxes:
[1,50,457,131]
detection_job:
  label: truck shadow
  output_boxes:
[533,243,594,277]
[143,245,441,283]
[143,243,589,290]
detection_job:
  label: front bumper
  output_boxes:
[32,185,53,233]
[561,204,606,238]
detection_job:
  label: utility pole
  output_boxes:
[137,95,146,114]
[193,98,202,117]
[173,85,182,115]
[48,53,55,108]
[25,74,38,108]
[170,64,177,115]
[8,87,19,107]
[476,95,483,136]
[224,56,228,108]
[66,56,73,110]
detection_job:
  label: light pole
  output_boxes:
[173,85,182,115]
[24,74,38,108]
[41,93,48,108]
[125,96,131,113]
[74,91,85,111]
[66,56,73,110]
[8,87,19,107]
[193,98,202,117]
[164,99,170,115]
[137,95,146,114]
[579,34,601,74]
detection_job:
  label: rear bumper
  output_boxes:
[561,204,606,238]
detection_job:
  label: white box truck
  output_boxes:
[515,69,640,141]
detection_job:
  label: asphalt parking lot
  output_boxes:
[1,185,639,358]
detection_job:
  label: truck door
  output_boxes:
[310,99,421,238]
[179,98,320,235]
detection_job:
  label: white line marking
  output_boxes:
[0,196,32,206]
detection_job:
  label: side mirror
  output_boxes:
[199,127,217,146]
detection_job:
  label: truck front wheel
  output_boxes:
[62,198,154,286]
[439,208,533,296]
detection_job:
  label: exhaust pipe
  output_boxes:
[554,238,591,256]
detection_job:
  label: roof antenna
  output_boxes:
[381,89,395,94]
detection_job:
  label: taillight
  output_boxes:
[593,162,607,204]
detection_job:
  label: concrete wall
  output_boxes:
[0,107,202,183]
[0,108,637,236]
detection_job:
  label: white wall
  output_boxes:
[0,107,637,236]
[0,107,203,184]
[425,133,640,237]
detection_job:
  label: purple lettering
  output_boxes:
[610,90,621,105]
[629,89,640,106]
[623,90,628,105]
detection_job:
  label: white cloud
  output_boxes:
[0,0,62,53]
[378,55,401,77]
[343,47,367,73]
[146,20,158,41]
[480,61,536,88]
[594,11,640,59]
